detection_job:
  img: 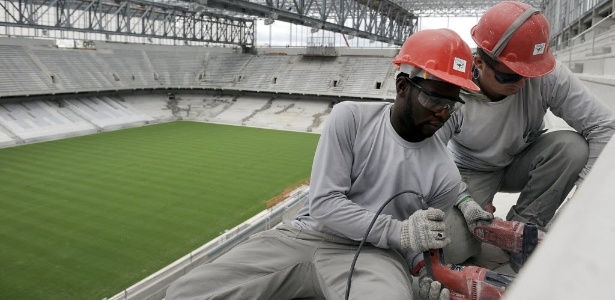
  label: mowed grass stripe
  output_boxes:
[0,121,319,300]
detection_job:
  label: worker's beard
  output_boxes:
[400,96,432,142]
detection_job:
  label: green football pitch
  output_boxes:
[0,121,320,300]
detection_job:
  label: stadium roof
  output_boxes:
[178,0,545,44]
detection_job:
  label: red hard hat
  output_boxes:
[471,1,555,78]
[393,28,479,91]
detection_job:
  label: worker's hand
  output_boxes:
[400,208,449,253]
[418,267,451,300]
[457,198,493,232]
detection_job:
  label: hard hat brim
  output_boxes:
[502,48,556,78]
[428,69,480,92]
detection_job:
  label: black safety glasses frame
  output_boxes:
[481,55,525,84]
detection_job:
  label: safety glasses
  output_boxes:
[405,78,463,114]
[481,56,525,84]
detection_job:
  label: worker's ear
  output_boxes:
[396,77,410,97]
[473,55,485,72]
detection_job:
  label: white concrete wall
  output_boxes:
[505,133,615,300]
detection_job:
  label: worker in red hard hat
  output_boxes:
[167,28,476,300]
[437,1,615,272]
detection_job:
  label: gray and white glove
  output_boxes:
[418,267,451,300]
[400,208,449,253]
[457,198,493,232]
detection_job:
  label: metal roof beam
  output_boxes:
[198,0,417,45]
[0,0,255,46]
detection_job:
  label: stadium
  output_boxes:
[0,0,614,299]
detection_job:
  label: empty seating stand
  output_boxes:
[0,42,399,100]
[0,45,56,96]
[0,100,96,142]
[64,96,154,130]
[31,48,116,91]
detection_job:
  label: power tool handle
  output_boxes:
[419,198,436,279]
[423,250,434,278]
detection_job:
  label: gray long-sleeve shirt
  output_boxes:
[292,101,464,266]
[436,62,615,181]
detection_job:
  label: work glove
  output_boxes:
[418,267,451,300]
[457,198,493,232]
[400,208,449,253]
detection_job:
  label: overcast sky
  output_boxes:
[255,16,480,49]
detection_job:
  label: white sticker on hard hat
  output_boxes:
[453,57,467,73]
[533,43,546,55]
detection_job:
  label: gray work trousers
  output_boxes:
[166,224,413,300]
[443,131,588,264]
